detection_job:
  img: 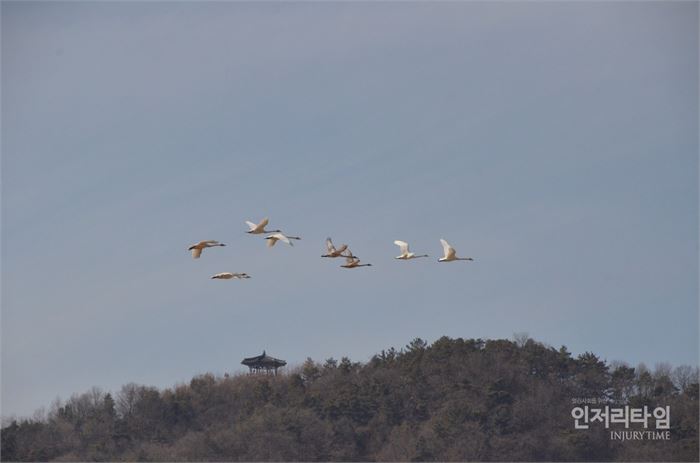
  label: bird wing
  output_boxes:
[394,240,409,255]
[326,238,336,253]
[440,239,456,259]
[259,217,269,228]
[344,249,357,263]
[266,237,277,247]
[275,233,292,246]
[245,221,257,230]
[191,247,203,259]
[336,244,349,255]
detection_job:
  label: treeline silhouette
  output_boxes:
[2,336,698,461]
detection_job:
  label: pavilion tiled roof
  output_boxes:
[241,350,287,368]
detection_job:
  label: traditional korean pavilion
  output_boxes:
[241,350,287,375]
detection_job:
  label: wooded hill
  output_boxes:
[2,336,698,461]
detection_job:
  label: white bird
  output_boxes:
[438,238,473,262]
[188,240,226,259]
[322,237,356,258]
[245,217,281,235]
[340,249,372,268]
[394,240,429,260]
[265,232,301,247]
[211,272,251,280]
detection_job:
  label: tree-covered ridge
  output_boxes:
[2,336,698,461]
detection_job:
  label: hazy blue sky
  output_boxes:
[2,1,697,418]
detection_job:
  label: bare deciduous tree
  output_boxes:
[115,383,141,418]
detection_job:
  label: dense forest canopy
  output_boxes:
[1,336,698,461]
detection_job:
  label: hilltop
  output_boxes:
[1,336,698,461]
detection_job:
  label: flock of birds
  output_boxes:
[188,217,474,280]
